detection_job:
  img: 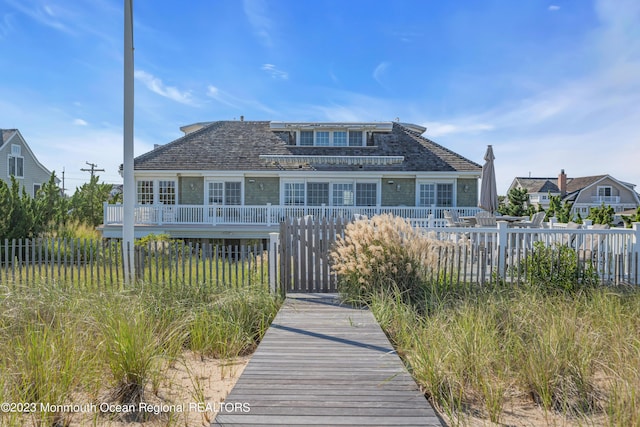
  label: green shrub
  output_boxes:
[525,242,599,293]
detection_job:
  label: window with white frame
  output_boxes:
[137,180,154,204]
[283,181,377,206]
[356,183,377,206]
[300,131,314,146]
[8,145,24,178]
[207,181,241,205]
[597,186,612,197]
[208,182,223,204]
[225,182,241,205]
[315,131,330,146]
[158,180,176,204]
[332,183,354,206]
[33,184,41,195]
[307,183,329,206]
[418,183,453,207]
[437,183,453,206]
[333,131,347,146]
[284,182,305,206]
[296,130,367,147]
[348,131,363,146]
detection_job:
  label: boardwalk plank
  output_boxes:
[212,294,442,427]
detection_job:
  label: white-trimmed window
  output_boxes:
[333,131,347,146]
[300,131,314,146]
[332,183,354,206]
[307,182,329,206]
[284,182,305,206]
[296,130,365,147]
[207,181,241,205]
[33,184,41,195]
[356,183,377,206]
[418,183,454,207]
[208,182,223,204]
[225,182,241,205]
[348,131,364,146]
[137,180,154,204]
[283,180,377,206]
[158,180,176,205]
[597,186,612,197]
[8,145,24,178]
[316,131,330,146]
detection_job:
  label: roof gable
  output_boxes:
[0,129,58,182]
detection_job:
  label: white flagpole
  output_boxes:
[123,0,135,283]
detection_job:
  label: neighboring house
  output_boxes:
[510,169,640,217]
[101,120,482,240]
[0,129,59,196]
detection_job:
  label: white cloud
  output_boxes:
[0,13,15,39]
[373,62,390,86]
[261,64,289,80]
[206,85,240,109]
[548,5,560,11]
[424,121,494,137]
[5,0,71,34]
[134,70,195,105]
[73,118,88,126]
[243,0,273,48]
[206,84,277,116]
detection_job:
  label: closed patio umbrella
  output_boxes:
[479,145,498,213]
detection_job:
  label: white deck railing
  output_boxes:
[103,203,481,228]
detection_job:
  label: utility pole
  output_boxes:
[123,0,136,284]
[61,167,68,195]
[80,162,105,228]
[80,162,105,179]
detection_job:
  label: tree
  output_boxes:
[33,172,68,236]
[498,187,533,216]
[546,194,576,223]
[586,203,615,226]
[69,175,114,227]
[621,207,640,228]
[0,176,36,241]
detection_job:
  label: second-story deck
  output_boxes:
[101,204,482,239]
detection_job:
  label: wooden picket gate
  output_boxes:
[279,217,347,293]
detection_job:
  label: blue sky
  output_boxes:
[1,0,639,195]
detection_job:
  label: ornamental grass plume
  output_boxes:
[331,214,459,304]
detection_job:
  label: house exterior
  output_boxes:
[0,129,58,196]
[101,120,482,240]
[510,169,640,217]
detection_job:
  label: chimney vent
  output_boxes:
[240,115,244,122]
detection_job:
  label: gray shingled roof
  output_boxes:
[134,121,482,173]
[514,178,560,193]
[516,175,609,194]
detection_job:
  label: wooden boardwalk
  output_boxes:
[214,294,443,426]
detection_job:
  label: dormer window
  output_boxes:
[296,130,365,147]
